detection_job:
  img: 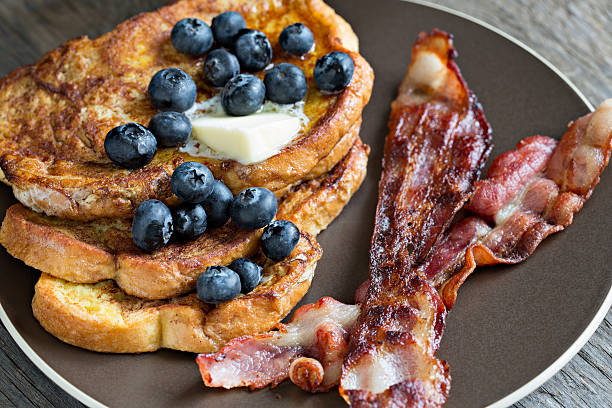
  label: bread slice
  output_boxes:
[0,0,373,220]
[32,232,321,354]
[1,140,369,299]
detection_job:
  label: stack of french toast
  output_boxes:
[0,0,373,353]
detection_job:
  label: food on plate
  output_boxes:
[261,219,301,261]
[131,199,174,253]
[339,29,491,406]
[211,11,247,48]
[1,139,368,298]
[314,51,355,93]
[0,0,372,220]
[233,29,273,72]
[148,67,198,112]
[230,186,278,230]
[147,111,192,147]
[172,203,208,241]
[264,63,308,104]
[280,23,315,56]
[32,234,320,354]
[24,140,369,353]
[171,18,214,56]
[197,296,359,391]
[0,0,374,359]
[195,31,612,408]
[427,99,612,308]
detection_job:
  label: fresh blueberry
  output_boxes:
[279,23,314,55]
[171,162,214,203]
[172,203,207,240]
[148,68,197,112]
[197,265,241,304]
[211,11,246,48]
[148,112,191,147]
[203,49,241,88]
[221,74,265,116]
[202,180,233,228]
[230,187,277,230]
[171,18,213,56]
[104,123,157,169]
[233,29,272,72]
[132,199,173,252]
[261,220,300,261]
[313,51,354,93]
[228,258,262,293]
[264,63,307,104]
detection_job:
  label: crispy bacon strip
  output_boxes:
[338,30,492,407]
[196,297,359,392]
[425,99,612,308]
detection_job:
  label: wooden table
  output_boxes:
[0,0,609,406]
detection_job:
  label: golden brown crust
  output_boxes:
[0,0,373,220]
[2,140,369,299]
[32,233,321,354]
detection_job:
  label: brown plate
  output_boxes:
[0,1,610,407]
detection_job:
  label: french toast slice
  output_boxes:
[0,0,373,220]
[32,233,321,354]
[1,140,369,299]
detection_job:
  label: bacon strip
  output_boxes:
[430,100,612,308]
[196,297,359,392]
[338,30,492,407]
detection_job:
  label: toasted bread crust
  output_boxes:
[32,233,321,354]
[2,140,369,299]
[0,0,373,220]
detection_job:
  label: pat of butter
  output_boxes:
[191,113,301,165]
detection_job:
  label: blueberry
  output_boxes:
[171,162,214,203]
[264,63,307,104]
[148,112,191,147]
[279,23,314,55]
[221,74,265,116]
[148,68,197,112]
[171,18,213,56]
[202,180,233,228]
[104,123,157,169]
[313,51,354,93]
[203,49,240,88]
[261,220,300,261]
[230,187,277,230]
[228,258,262,293]
[233,29,272,72]
[172,203,207,240]
[132,199,173,252]
[197,265,241,304]
[211,11,246,48]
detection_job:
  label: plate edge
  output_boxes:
[0,1,604,408]
[0,306,107,408]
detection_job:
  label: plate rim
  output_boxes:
[0,1,608,408]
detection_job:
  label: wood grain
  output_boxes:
[0,0,609,407]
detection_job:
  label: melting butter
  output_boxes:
[182,95,309,164]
